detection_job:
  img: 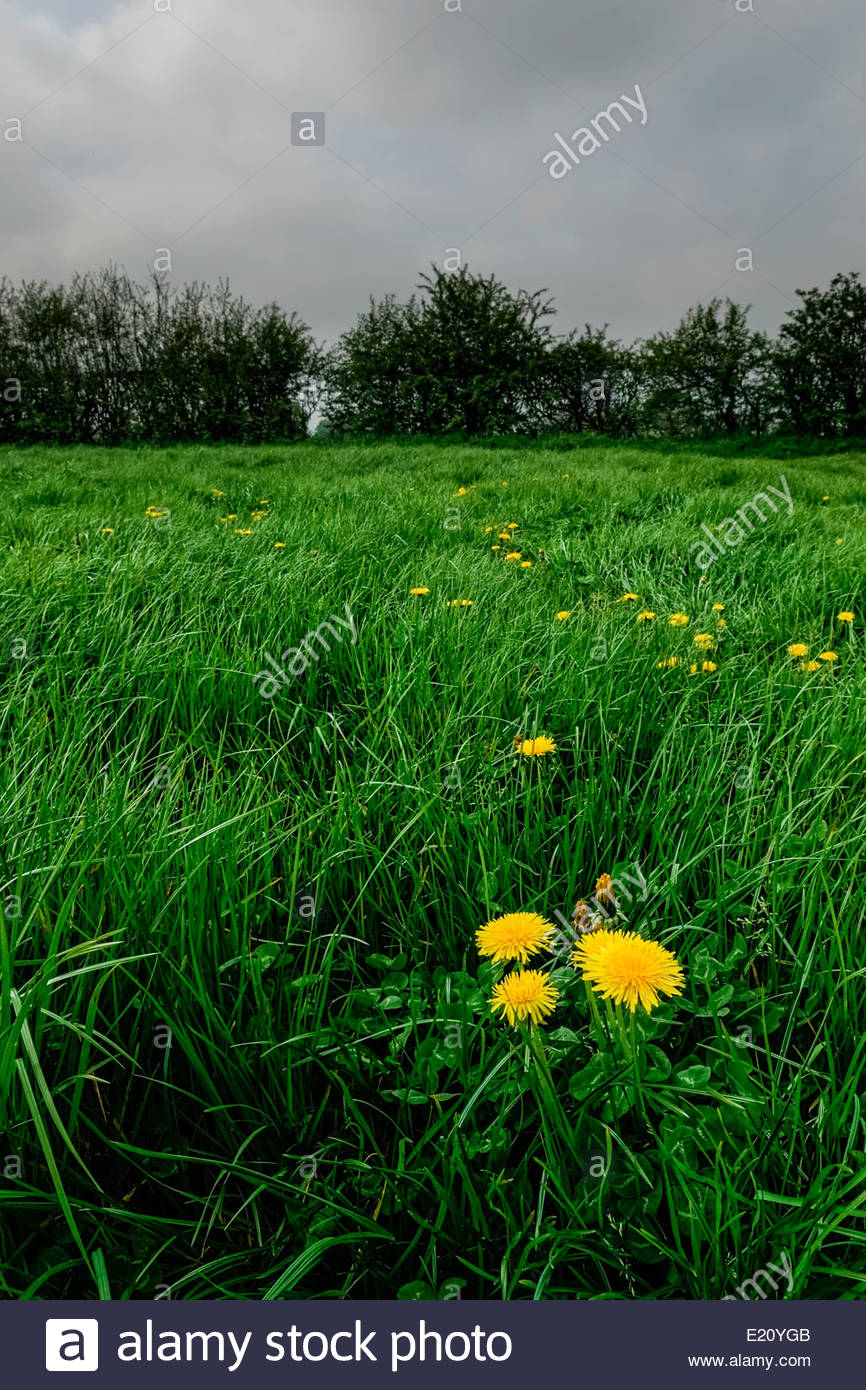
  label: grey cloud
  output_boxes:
[1,0,865,348]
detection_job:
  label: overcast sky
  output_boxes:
[2,0,865,347]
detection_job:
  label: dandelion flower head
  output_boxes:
[476,911,554,964]
[518,735,557,758]
[574,931,685,1014]
[489,970,558,1027]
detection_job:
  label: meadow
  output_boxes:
[0,439,864,1301]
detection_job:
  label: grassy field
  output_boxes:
[0,439,864,1301]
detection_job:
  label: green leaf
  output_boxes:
[378,993,405,1010]
[548,1026,584,1045]
[676,1064,711,1089]
[569,1053,608,1099]
[644,1045,672,1080]
[386,1088,430,1104]
[288,972,324,992]
[397,1280,434,1300]
[369,953,407,971]
[253,943,281,971]
[690,946,723,984]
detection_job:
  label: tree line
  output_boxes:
[1,264,865,443]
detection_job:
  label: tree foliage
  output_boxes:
[774,272,866,437]
[2,263,866,442]
[0,269,319,445]
[639,299,771,438]
[537,325,644,437]
[325,266,555,437]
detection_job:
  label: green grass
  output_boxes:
[0,439,864,1301]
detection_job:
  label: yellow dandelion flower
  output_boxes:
[410,586,430,596]
[787,643,809,658]
[499,532,513,541]
[520,560,532,568]
[712,603,725,612]
[220,514,238,523]
[818,650,838,661]
[619,593,639,602]
[251,510,267,521]
[571,927,618,971]
[822,495,830,501]
[669,612,689,627]
[507,522,519,530]
[489,970,558,1027]
[690,661,717,674]
[693,632,714,647]
[657,656,681,668]
[837,611,854,623]
[575,930,685,1014]
[235,528,253,536]
[476,911,554,964]
[801,659,821,672]
[519,735,557,758]
[505,551,522,561]
[448,599,473,608]
[455,487,468,496]
[101,527,114,534]
[555,610,572,621]
[259,499,270,505]
[484,526,494,533]
[274,542,286,549]
[636,610,655,622]
[716,618,727,628]
[491,545,501,551]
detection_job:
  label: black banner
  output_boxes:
[11,1300,853,1386]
